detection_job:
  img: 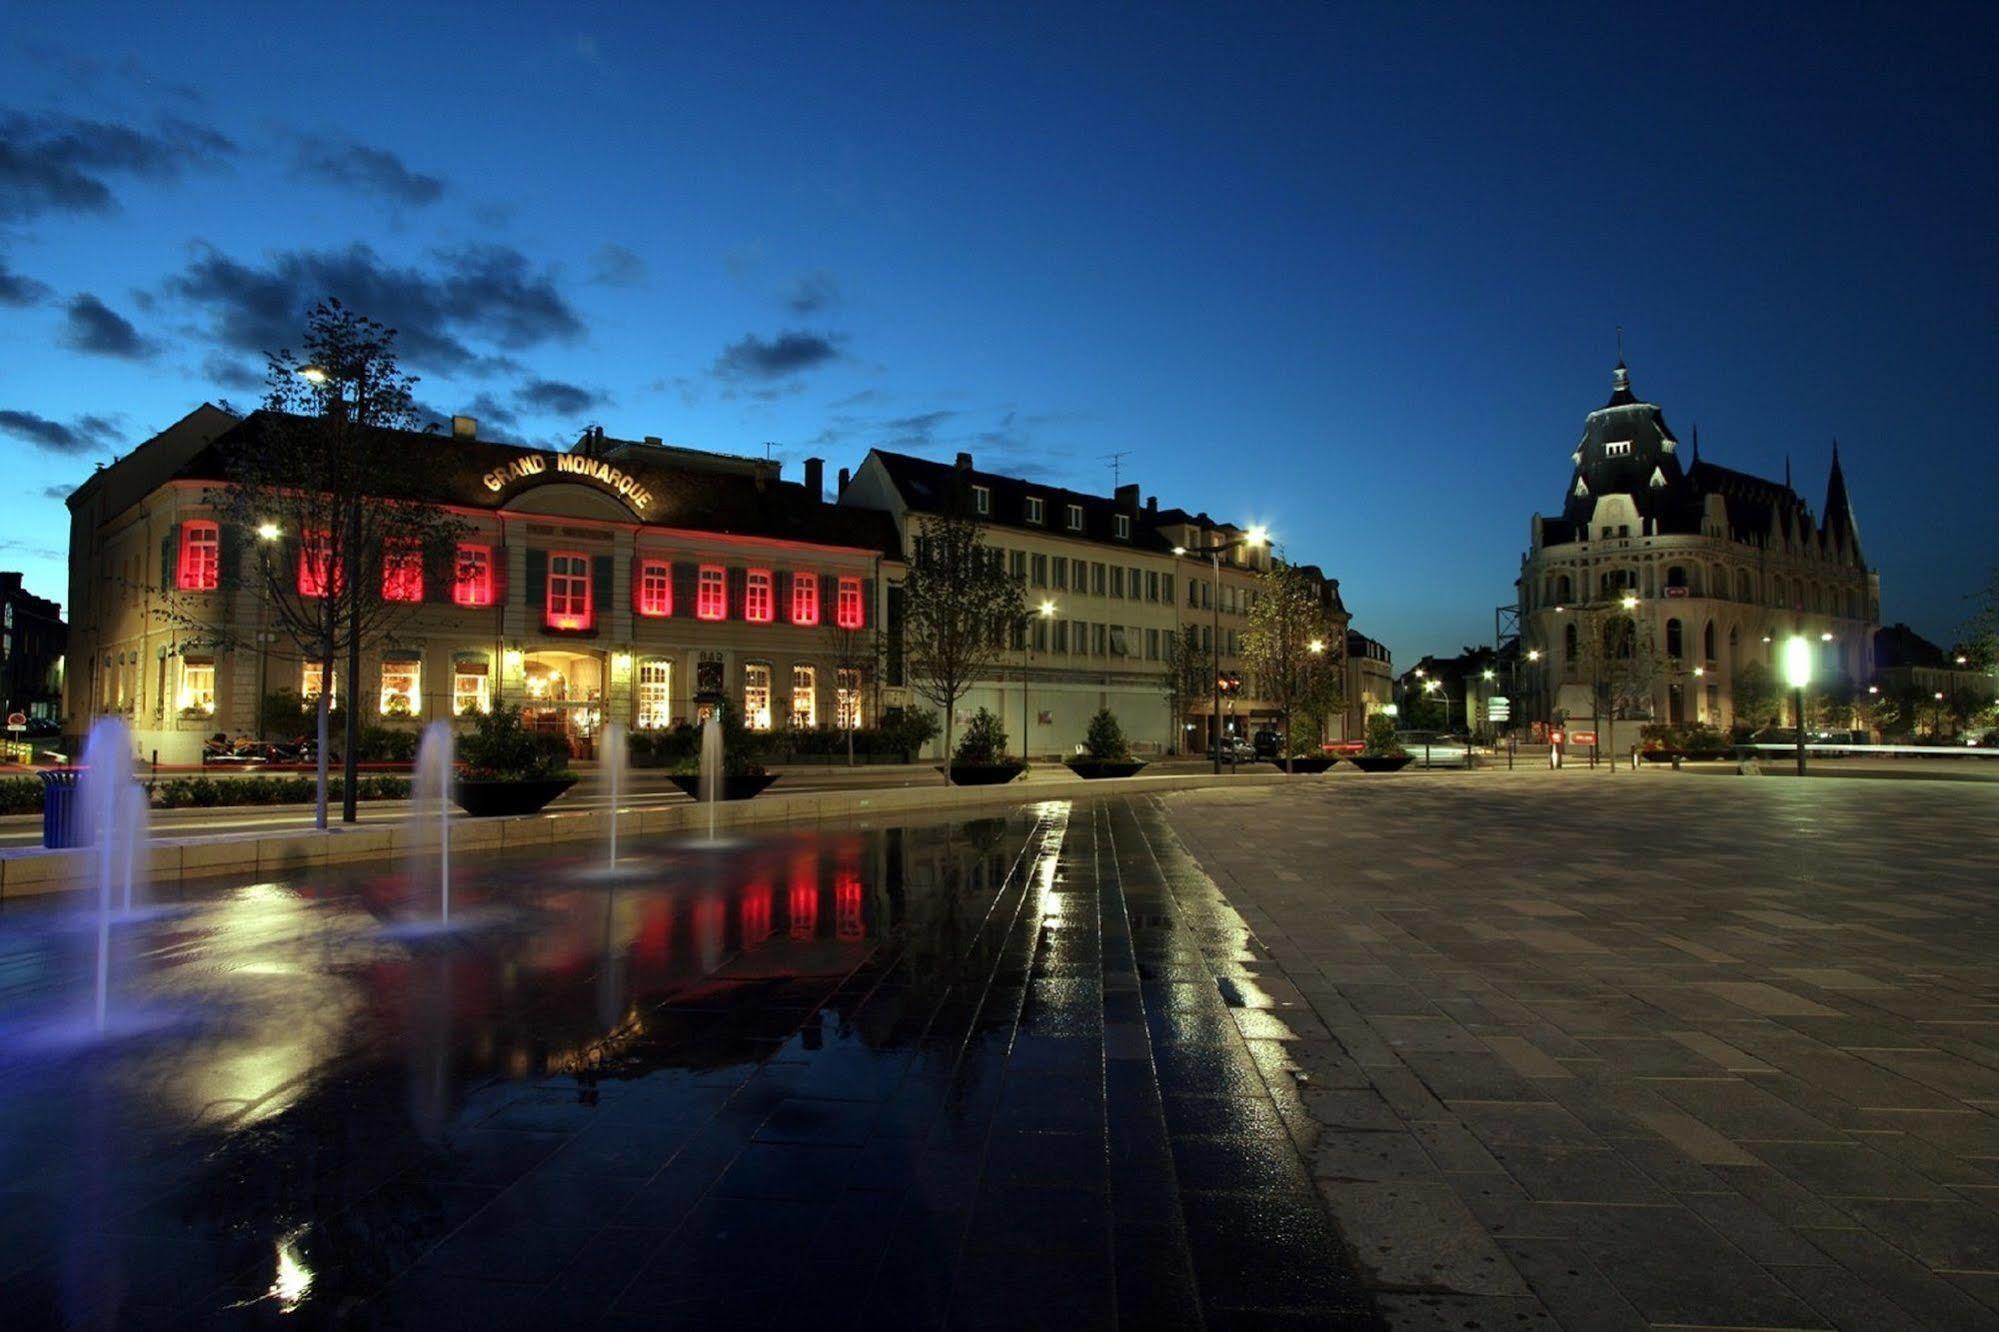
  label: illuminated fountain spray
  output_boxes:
[77,717,144,1032]
[602,720,628,870]
[700,714,723,843]
[411,721,455,924]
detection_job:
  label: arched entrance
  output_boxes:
[521,648,606,758]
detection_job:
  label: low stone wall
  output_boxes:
[0,769,1306,899]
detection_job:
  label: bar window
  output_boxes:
[744,662,773,730]
[382,539,423,602]
[790,572,820,625]
[300,661,336,707]
[697,565,726,620]
[452,662,491,716]
[179,657,216,715]
[636,659,672,729]
[836,576,864,629]
[637,558,671,617]
[379,658,421,716]
[453,544,493,606]
[745,569,774,623]
[176,521,220,591]
[546,551,592,630]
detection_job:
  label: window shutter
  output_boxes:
[216,523,240,591]
[776,570,792,621]
[492,545,510,608]
[860,578,875,629]
[162,522,181,591]
[424,540,452,603]
[524,548,547,614]
[727,566,747,620]
[672,561,696,618]
[630,555,644,613]
[592,554,614,623]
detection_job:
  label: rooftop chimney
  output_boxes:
[837,466,851,495]
[1114,482,1139,512]
[1145,495,1157,515]
[451,415,477,440]
[954,451,973,470]
[643,435,662,447]
[803,457,825,501]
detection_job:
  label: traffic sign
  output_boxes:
[1486,696,1511,722]
[1571,730,1598,746]
[5,711,24,734]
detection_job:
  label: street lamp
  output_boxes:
[1782,635,1812,775]
[256,521,282,541]
[1173,524,1270,773]
[1022,600,1056,761]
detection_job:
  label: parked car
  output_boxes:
[1251,727,1283,759]
[1395,730,1471,767]
[1206,737,1256,764]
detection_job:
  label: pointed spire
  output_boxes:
[1691,422,1700,466]
[1824,437,1861,556]
[1784,454,1792,489]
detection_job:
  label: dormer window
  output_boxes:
[1604,441,1632,457]
[1025,496,1044,524]
[1065,504,1084,531]
[972,485,990,515]
[1114,514,1130,540]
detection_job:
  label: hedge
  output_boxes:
[0,773,413,815]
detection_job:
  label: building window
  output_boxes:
[1031,554,1048,587]
[791,665,817,728]
[300,661,335,707]
[453,663,491,716]
[1605,440,1632,457]
[1665,618,1684,658]
[379,659,421,717]
[1563,623,1578,662]
[745,569,774,623]
[637,559,671,617]
[1115,514,1130,540]
[546,552,593,630]
[1052,558,1068,590]
[176,521,220,591]
[1162,574,1173,604]
[697,565,726,620]
[1066,504,1084,531]
[179,657,216,714]
[973,485,991,515]
[836,668,863,728]
[637,659,672,729]
[744,663,773,730]
[382,540,423,602]
[1025,496,1044,524]
[298,531,337,598]
[1009,549,1026,579]
[1092,562,1106,596]
[453,544,494,606]
[791,572,820,625]
[836,576,864,629]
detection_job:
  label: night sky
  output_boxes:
[3,3,1994,661]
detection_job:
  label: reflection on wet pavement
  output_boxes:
[0,798,1377,1329]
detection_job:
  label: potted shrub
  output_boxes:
[1066,708,1149,779]
[1638,722,1686,763]
[452,704,578,816]
[1283,744,1338,774]
[1350,714,1414,773]
[666,699,780,801]
[942,708,1026,785]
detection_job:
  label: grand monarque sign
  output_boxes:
[481,452,655,512]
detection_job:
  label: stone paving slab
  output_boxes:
[1158,769,1999,1330]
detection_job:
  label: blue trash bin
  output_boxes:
[41,769,83,849]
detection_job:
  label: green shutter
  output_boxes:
[860,578,876,629]
[672,561,696,618]
[592,554,614,625]
[216,523,240,591]
[726,566,747,620]
[524,549,548,617]
[162,522,181,591]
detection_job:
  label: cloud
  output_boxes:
[591,243,647,287]
[464,392,519,430]
[164,241,584,374]
[200,351,265,393]
[712,330,841,381]
[0,408,122,456]
[42,483,76,500]
[0,255,52,306]
[0,108,235,220]
[59,293,156,359]
[515,377,605,416]
[784,270,839,314]
[290,134,444,206]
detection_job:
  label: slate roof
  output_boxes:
[866,449,1176,554]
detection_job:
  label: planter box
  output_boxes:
[1350,755,1414,773]
[1280,757,1338,774]
[938,762,1026,786]
[666,774,780,802]
[1639,749,1686,763]
[452,776,577,818]
[1066,760,1149,780]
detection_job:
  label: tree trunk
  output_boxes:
[943,700,955,785]
[313,660,331,831]
[342,593,361,822]
[846,715,854,767]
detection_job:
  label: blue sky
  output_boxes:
[3,2,1994,661]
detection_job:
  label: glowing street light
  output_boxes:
[1619,593,1639,611]
[295,365,329,385]
[256,521,281,541]
[1307,639,1326,655]
[1783,635,1813,775]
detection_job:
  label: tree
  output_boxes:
[211,301,467,826]
[820,618,881,766]
[1240,561,1340,771]
[1731,660,1782,734]
[1565,604,1661,759]
[899,498,1025,782]
[1161,625,1207,754]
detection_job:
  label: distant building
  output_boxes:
[1873,623,1998,734]
[1343,631,1393,737]
[1516,360,1879,730]
[0,571,65,720]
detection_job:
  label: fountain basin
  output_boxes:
[452,777,577,817]
[668,773,779,802]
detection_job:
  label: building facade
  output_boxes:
[1343,630,1394,737]
[64,407,896,763]
[1516,362,1879,732]
[0,571,65,721]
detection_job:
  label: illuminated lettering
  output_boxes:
[481,451,652,512]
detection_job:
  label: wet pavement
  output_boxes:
[0,798,1378,1329]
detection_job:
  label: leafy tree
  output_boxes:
[1362,712,1405,757]
[1399,689,1446,731]
[1240,561,1340,771]
[1161,624,1207,754]
[900,498,1025,782]
[1080,708,1132,761]
[1732,660,1782,733]
[1564,604,1662,757]
[820,619,881,766]
[951,707,1013,766]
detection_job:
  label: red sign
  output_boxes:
[1571,730,1598,746]
[1549,730,1564,745]
[5,713,23,727]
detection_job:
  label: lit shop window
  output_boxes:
[743,663,773,730]
[836,577,864,629]
[176,521,220,591]
[790,572,819,625]
[636,659,672,729]
[453,545,493,606]
[179,657,216,715]
[452,663,491,716]
[791,665,816,728]
[298,531,338,598]
[745,569,774,623]
[546,552,592,630]
[637,559,671,617]
[382,540,423,602]
[300,661,336,707]
[697,565,726,621]
[379,659,421,717]
[836,667,863,728]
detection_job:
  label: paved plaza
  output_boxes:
[1163,769,1999,1329]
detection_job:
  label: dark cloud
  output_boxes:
[785,270,839,314]
[0,109,235,220]
[164,242,584,374]
[515,378,605,416]
[591,243,647,287]
[0,408,122,456]
[42,483,76,500]
[0,255,52,306]
[290,134,444,206]
[59,293,155,359]
[200,351,265,393]
[712,330,841,381]
[464,392,520,430]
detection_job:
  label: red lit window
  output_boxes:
[790,572,819,625]
[745,569,774,623]
[836,576,864,629]
[637,559,671,617]
[546,552,593,630]
[382,540,423,602]
[453,544,493,607]
[697,565,726,621]
[298,532,338,598]
[176,521,219,591]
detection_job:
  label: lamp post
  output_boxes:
[1022,600,1055,761]
[1783,635,1812,776]
[1174,524,1268,774]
